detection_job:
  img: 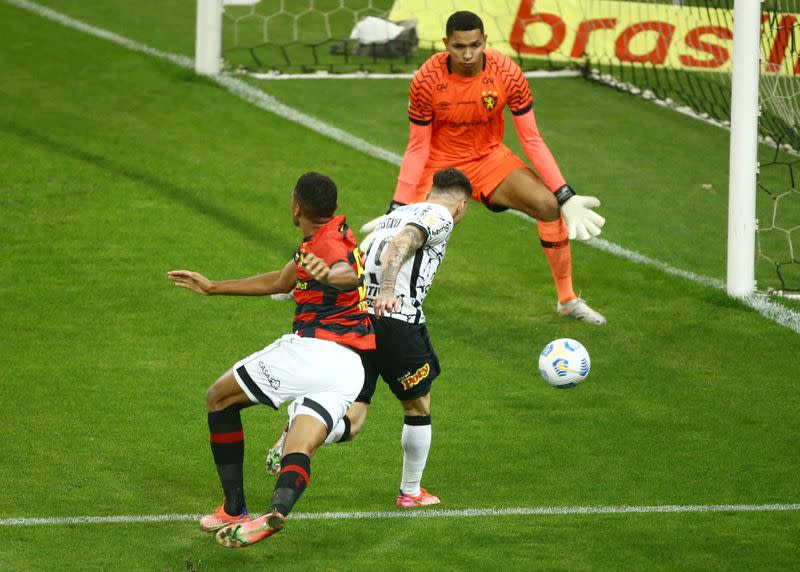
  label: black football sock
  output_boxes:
[208,406,246,516]
[269,452,311,516]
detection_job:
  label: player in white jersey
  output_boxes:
[363,201,452,325]
[266,168,472,508]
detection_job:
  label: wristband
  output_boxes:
[554,184,576,206]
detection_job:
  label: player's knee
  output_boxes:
[401,397,431,417]
[537,191,560,221]
[205,381,231,412]
[205,385,222,412]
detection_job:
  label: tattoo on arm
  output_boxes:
[379,225,426,294]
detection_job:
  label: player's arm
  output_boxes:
[393,68,435,205]
[299,252,358,290]
[167,260,296,296]
[394,122,432,204]
[504,55,605,240]
[512,110,605,241]
[373,224,426,318]
[512,109,566,192]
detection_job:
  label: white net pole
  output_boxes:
[726,0,761,297]
[195,0,223,75]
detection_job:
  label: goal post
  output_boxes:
[195,0,223,75]
[726,0,762,298]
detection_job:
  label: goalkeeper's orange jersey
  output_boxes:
[408,49,533,164]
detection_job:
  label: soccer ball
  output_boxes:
[538,338,591,389]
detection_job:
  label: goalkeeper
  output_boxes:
[362,10,606,324]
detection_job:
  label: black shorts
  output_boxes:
[357,318,441,404]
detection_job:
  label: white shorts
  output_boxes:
[232,334,364,434]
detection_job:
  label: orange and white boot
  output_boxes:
[216,511,285,548]
[199,503,250,532]
[395,487,441,508]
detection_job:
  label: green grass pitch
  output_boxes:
[1,1,799,570]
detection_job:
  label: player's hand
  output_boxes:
[560,194,605,241]
[167,270,214,295]
[299,252,331,283]
[372,292,400,319]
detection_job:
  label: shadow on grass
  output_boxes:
[0,118,285,250]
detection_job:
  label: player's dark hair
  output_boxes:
[431,168,472,198]
[446,11,484,36]
[293,172,337,218]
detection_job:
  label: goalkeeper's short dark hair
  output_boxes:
[294,172,337,218]
[446,11,484,36]
[431,168,472,198]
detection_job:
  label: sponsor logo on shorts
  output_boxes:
[399,363,430,390]
[258,361,281,389]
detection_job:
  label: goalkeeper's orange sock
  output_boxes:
[536,217,576,304]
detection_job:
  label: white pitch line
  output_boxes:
[2,503,799,527]
[5,0,800,334]
[249,70,583,80]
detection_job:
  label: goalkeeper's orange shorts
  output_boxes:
[403,144,528,210]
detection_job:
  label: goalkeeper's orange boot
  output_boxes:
[216,511,285,548]
[395,487,441,508]
[199,504,250,532]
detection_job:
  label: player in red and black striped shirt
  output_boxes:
[168,172,374,547]
[292,213,373,350]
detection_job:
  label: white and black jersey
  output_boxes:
[363,202,454,324]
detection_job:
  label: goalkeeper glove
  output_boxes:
[554,185,605,241]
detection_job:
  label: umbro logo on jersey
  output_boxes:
[399,363,430,390]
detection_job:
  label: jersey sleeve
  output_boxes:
[407,61,437,125]
[306,224,351,267]
[408,206,453,247]
[497,54,533,115]
[512,109,567,192]
[394,122,432,204]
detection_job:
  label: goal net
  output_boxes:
[216,0,799,294]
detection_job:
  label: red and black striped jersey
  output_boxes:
[293,215,375,351]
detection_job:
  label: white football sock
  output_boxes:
[400,423,431,496]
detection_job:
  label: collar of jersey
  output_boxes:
[446,54,486,81]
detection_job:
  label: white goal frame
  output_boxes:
[196,0,261,75]
[195,0,767,298]
[726,1,762,297]
[195,0,222,75]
